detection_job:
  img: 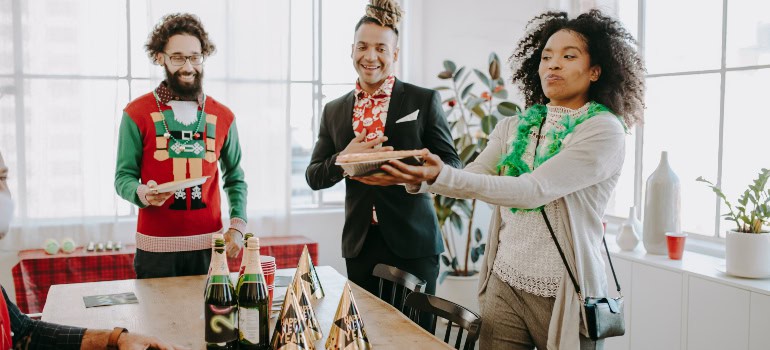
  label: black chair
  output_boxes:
[371,263,426,313]
[405,292,482,350]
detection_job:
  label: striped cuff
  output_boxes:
[136,231,221,252]
[230,217,247,236]
[136,184,151,207]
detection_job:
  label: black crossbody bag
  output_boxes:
[540,210,625,340]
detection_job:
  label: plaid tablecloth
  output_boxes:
[12,245,137,315]
[12,235,318,314]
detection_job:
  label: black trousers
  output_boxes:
[345,225,439,330]
[134,248,211,279]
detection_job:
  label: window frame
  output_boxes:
[0,0,352,222]
[610,0,770,241]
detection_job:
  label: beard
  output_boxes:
[164,65,204,99]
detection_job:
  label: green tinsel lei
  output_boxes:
[497,102,614,213]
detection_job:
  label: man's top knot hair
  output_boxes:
[364,0,403,30]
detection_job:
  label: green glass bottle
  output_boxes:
[238,232,255,278]
[205,238,238,349]
[237,237,270,349]
[204,233,225,295]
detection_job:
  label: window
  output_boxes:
[290,0,369,208]
[609,0,770,238]
[0,0,364,224]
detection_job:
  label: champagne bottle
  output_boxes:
[237,237,270,349]
[238,232,255,278]
[205,233,226,294]
[205,237,238,349]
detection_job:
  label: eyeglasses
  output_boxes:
[163,53,205,66]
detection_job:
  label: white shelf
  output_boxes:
[604,234,770,296]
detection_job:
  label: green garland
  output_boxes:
[497,102,612,212]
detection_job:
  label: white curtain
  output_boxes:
[0,0,290,251]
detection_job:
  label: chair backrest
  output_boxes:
[371,264,426,313]
[405,292,482,350]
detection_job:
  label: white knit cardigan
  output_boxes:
[410,111,625,349]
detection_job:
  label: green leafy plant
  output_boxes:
[434,53,521,281]
[696,168,770,233]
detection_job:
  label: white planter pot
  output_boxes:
[436,273,480,314]
[725,230,770,278]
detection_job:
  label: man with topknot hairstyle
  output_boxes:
[306,0,461,322]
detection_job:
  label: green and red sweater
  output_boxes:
[115,90,247,252]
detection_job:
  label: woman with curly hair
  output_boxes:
[366,9,645,349]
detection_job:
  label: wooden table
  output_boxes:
[42,266,451,349]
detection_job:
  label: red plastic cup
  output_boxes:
[267,285,274,309]
[665,232,687,260]
[261,255,276,305]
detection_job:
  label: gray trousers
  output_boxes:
[480,273,602,350]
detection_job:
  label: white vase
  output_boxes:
[725,230,770,278]
[642,151,681,255]
[625,206,643,240]
[616,222,640,251]
[436,273,480,314]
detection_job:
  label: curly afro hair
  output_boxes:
[145,13,216,61]
[510,10,645,127]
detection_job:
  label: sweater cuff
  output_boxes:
[136,184,151,207]
[427,165,454,193]
[230,217,247,235]
[404,181,429,194]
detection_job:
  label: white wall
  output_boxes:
[403,0,554,91]
[288,209,347,275]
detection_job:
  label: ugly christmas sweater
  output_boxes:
[115,86,247,252]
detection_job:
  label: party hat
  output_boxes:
[325,283,371,350]
[293,245,325,299]
[293,274,323,341]
[271,284,311,350]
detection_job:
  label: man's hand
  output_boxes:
[339,129,394,156]
[117,332,190,350]
[224,228,243,258]
[144,180,173,207]
[378,150,444,185]
[81,329,190,350]
[351,173,406,186]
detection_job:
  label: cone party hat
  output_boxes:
[270,283,311,350]
[294,275,324,341]
[325,283,371,350]
[293,245,325,299]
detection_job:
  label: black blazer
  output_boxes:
[305,79,461,259]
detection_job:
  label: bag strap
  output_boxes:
[531,111,621,298]
[540,209,622,297]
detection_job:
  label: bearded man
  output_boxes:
[115,13,247,278]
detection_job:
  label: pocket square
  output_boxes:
[395,110,419,123]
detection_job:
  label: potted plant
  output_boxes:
[697,168,770,278]
[432,53,521,311]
